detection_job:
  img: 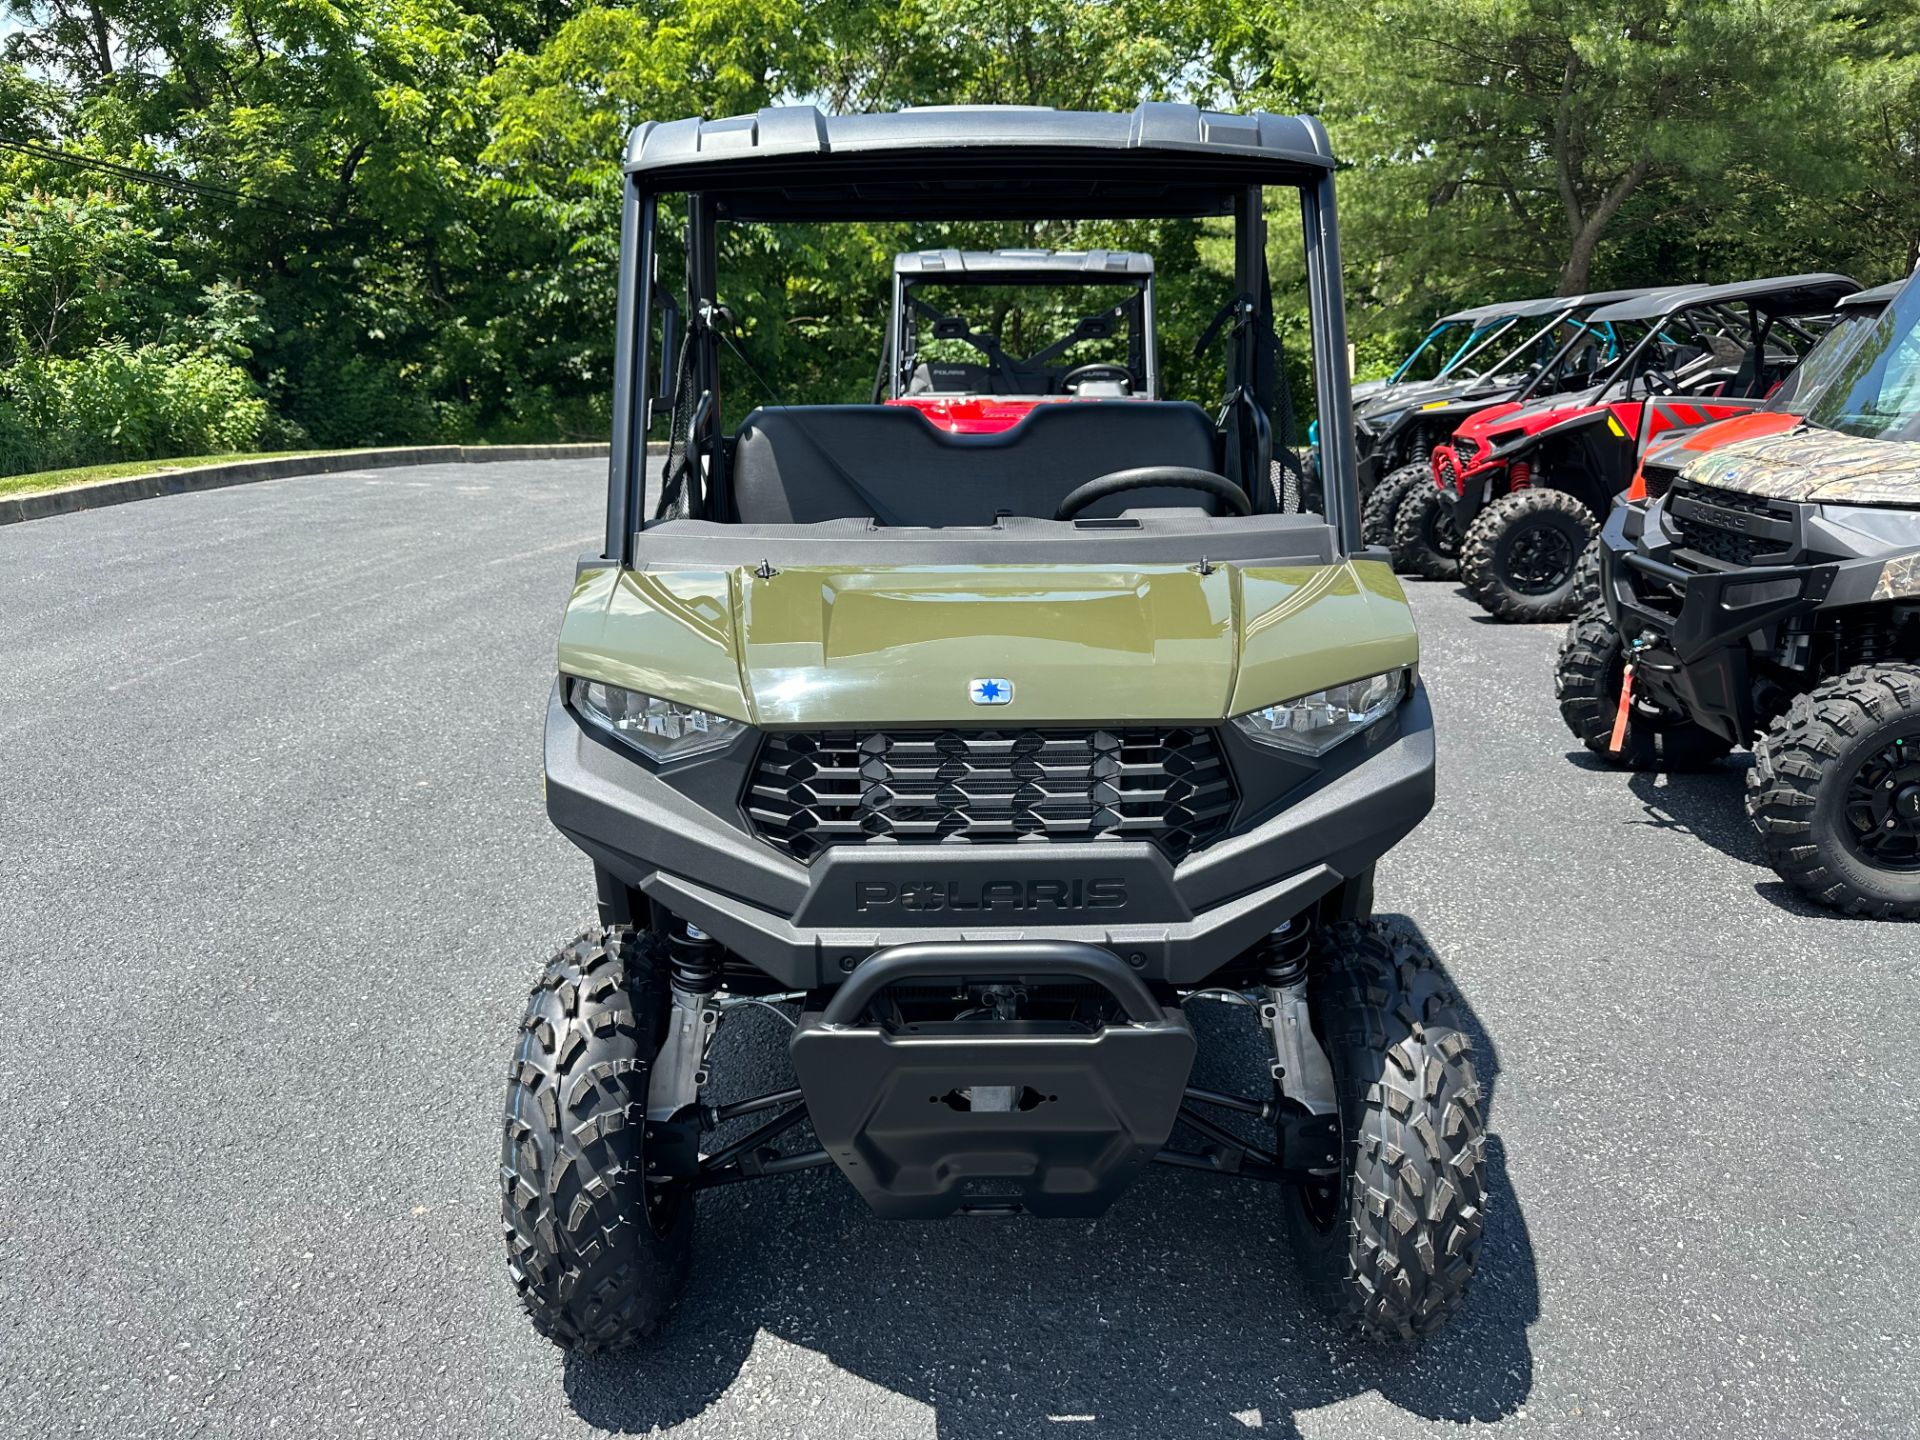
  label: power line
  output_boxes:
[0,137,337,222]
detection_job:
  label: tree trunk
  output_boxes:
[1558,154,1653,295]
[87,1,113,77]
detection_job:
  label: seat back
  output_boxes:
[730,401,1221,526]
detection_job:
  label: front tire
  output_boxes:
[501,928,693,1349]
[1461,489,1598,622]
[1362,464,1425,549]
[1283,921,1486,1343]
[1553,603,1732,771]
[1391,482,1463,581]
[1747,664,1920,918]
[1571,537,1601,611]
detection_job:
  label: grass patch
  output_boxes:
[0,449,356,499]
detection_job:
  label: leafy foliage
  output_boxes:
[1,1,1916,475]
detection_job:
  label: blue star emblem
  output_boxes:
[969,678,1013,706]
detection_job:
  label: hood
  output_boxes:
[1678,428,1920,506]
[1353,376,1485,420]
[557,560,1419,727]
[1356,375,1514,420]
[1454,385,1606,443]
[1646,410,1799,469]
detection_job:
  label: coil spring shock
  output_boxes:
[1260,917,1312,988]
[1413,435,1431,466]
[667,921,721,996]
[1509,460,1533,491]
[1821,612,1891,681]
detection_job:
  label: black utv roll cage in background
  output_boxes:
[878,248,1159,400]
[1579,273,1861,402]
[598,103,1362,565]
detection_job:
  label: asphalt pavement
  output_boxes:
[2,460,1914,1439]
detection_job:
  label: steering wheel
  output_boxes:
[1060,363,1135,394]
[1054,466,1251,521]
[1632,364,1680,397]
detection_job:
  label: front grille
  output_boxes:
[1668,481,1795,568]
[746,728,1236,862]
[1452,437,1480,466]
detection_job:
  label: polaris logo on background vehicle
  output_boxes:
[969,678,1012,705]
[853,878,1127,913]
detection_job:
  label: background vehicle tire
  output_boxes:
[1746,664,1920,918]
[1391,482,1463,580]
[1571,537,1601,611]
[501,927,693,1349]
[1553,603,1732,771]
[1461,489,1599,622]
[1362,464,1425,549]
[1283,920,1486,1344]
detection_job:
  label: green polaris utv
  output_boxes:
[501,104,1486,1350]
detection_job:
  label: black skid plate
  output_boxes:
[789,939,1196,1219]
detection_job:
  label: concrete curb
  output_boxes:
[0,441,647,526]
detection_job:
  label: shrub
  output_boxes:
[0,342,272,477]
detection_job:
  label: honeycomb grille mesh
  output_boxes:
[746,728,1236,862]
[1670,481,1792,567]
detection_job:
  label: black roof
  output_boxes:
[894,248,1153,282]
[1589,274,1860,324]
[1431,288,1650,327]
[621,104,1335,220]
[1838,276,1909,311]
[1432,299,1541,327]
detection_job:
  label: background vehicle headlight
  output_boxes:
[1232,670,1409,756]
[570,678,740,762]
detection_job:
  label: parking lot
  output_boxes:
[2,459,1915,1439]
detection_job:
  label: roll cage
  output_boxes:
[1578,274,1861,405]
[1384,299,1536,387]
[602,103,1360,563]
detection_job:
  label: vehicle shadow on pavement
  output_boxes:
[1572,753,1891,921]
[1565,749,1760,860]
[561,919,1538,1439]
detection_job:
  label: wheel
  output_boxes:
[1746,664,1920,918]
[1282,920,1486,1343]
[1460,489,1599,622]
[1571,537,1601,611]
[501,927,693,1349]
[1391,482,1463,581]
[1361,464,1424,549]
[1553,602,1731,771]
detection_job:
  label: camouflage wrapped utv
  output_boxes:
[1559,269,1920,916]
[499,104,1487,1352]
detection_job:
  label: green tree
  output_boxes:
[1288,0,1848,300]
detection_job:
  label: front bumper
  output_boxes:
[544,681,1436,989]
[1598,499,1840,743]
[789,940,1195,1218]
[1432,444,1499,531]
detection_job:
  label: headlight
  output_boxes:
[1232,670,1409,756]
[570,678,741,762]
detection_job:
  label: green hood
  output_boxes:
[1679,429,1920,506]
[558,559,1417,727]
